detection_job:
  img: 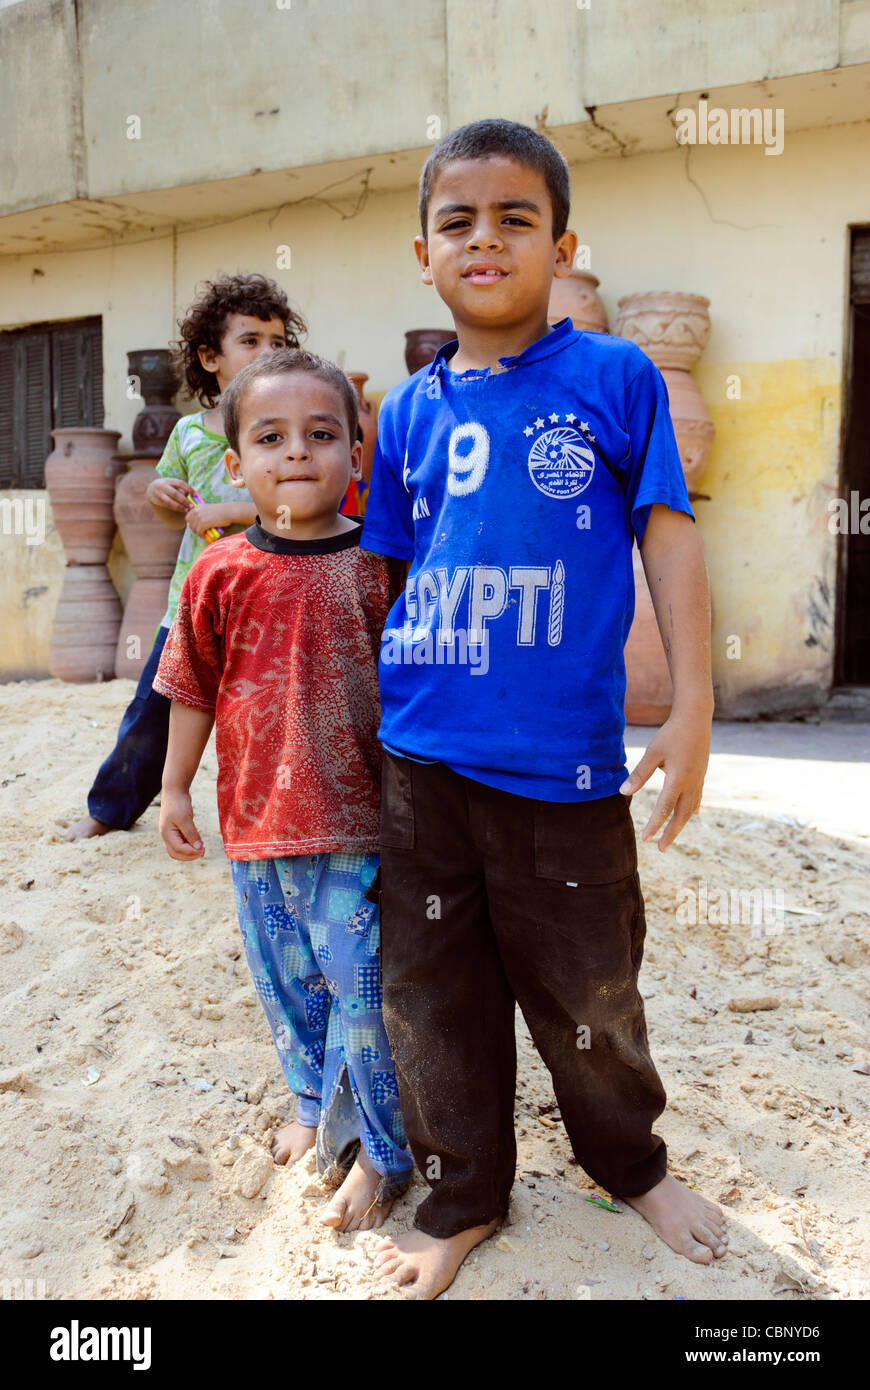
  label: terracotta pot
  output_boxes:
[614,292,711,371]
[548,269,608,334]
[625,546,672,726]
[346,372,378,489]
[127,349,181,456]
[661,368,715,490]
[405,328,456,375]
[49,565,122,683]
[45,427,124,565]
[115,580,172,679]
[114,456,181,678]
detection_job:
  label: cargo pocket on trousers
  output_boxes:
[379,753,416,850]
[533,792,637,884]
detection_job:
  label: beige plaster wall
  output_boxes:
[2,119,868,707]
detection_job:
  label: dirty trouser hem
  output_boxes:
[411,1206,507,1241]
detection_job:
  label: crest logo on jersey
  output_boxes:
[525,414,596,499]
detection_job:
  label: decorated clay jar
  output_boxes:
[614,292,711,371]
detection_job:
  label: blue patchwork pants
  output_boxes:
[230,852,412,1202]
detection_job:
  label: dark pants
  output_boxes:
[87,625,171,831]
[377,753,668,1240]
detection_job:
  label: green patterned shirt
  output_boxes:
[155,411,252,625]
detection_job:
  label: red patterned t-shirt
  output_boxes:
[153,519,403,860]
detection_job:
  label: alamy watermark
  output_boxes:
[381,624,490,675]
[676,880,785,933]
[50,1321,151,1370]
[1,1276,46,1300]
[0,497,46,546]
[674,100,784,156]
[828,491,869,534]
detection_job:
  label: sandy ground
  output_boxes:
[0,678,868,1302]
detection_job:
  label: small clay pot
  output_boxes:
[548,269,608,334]
[49,565,122,683]
[346,372,378,489]
[128,350,181,457]
[614,292,711,371]
[625,547,672,726]
[404,328,456,375]
[45,427,123,565]
[114,456,181,678]
[661,368,715,489]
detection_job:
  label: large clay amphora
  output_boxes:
[548,269,609,333]
[114,456,181,677]
[44,427,123,564]
[660,368,714,490]
[49,566,123,683]
[624,546,673,726]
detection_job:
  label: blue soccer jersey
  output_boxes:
[360,317,693,802]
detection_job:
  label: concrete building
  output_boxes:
[1,0,869,713]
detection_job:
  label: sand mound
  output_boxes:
[0,679,867,1300]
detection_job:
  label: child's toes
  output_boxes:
[685,1238,715,1264]
[695,1222,723,1251]
[319,1195,348,1229]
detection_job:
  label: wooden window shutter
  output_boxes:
[0,338,15,488]
[52,327,87,428]
[84,321,104,427]
[0,317,103,488]
[19,333,52,487]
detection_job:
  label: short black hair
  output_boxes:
[418,118,571,242]
[172,272,307,408]
[221,348,359,456]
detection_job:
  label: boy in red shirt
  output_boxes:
[153,348,411,1230]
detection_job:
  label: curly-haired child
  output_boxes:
[65,271,305,841]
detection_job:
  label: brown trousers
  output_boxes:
[376,752,668,1239]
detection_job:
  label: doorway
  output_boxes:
[837,228,870,687]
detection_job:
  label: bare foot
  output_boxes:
[270,1121,316,1166]
[318,1149,394,1233]
[373,1220,499,1299]
[64,815,114,841]
[625,1173,728,1263]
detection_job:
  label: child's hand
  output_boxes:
[619,708,711,852]
[185,503,230,537]
[148,477,191,512]
[159,789,205,860]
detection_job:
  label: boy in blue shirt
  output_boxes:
[361,119,726,1299]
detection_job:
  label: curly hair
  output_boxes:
[172,272,307,407]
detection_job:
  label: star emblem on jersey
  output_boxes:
[526,417,595,500]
